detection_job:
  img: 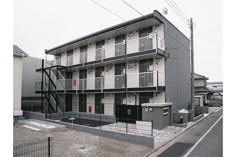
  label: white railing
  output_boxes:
[52,35,164,66]
[51,71,164,91]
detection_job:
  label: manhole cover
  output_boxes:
[79,146,86,150]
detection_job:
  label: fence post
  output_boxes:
[100,115,101,129]
[48,137,51,157]
[126,120,128,134]
[151,120,153,136]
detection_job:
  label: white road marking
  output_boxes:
[183,115,223,157]
[214,107,223,113]
[22,125,41,131]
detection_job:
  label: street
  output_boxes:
[148,108,223,157]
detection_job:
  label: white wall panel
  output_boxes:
[104,38,115,59]
[104,64,115,89]
[127,60,139,88]
[61,52,67,66]
[87,43,95,62]
[73,48,80,65]
[87,67,95,89]
[126,31,139,54]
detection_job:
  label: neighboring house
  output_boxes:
[207,81,223,106]
[35,10,191,125]
[194,73,209,106]
[13,45,28,119]
[207,82,223,93]
[22,56,42,112]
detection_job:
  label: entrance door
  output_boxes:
[67,50,73,66]
[79,69,87,90]
[80,46,87,64]
[139,59,153,87]
[65,94,72,112]
[79,94,87,112]
[95,66,104,89]
[66,71,73,90]
[115,34,126,56]
[139,27,153,51]
[95,94,104,114]
[96,40,105,61]
[115,63,125,88]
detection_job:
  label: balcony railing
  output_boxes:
[35,71,165,92]
[51,35,164,67]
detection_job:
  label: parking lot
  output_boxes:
[14,123,152,157]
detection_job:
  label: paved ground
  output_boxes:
[147,108,223,157]
[186,118,223,157]
[14,124,152,157]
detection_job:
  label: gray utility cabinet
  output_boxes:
[142,103,172,130]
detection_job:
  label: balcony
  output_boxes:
[51,34,165,67]
[36,71,165,93]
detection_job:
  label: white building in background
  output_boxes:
[13,45,28,119]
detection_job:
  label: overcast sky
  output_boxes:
[14,0,222,82]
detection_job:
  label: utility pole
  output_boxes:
[190,18,195,120]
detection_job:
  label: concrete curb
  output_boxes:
[144,107,222,157]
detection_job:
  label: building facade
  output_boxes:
[36,10,191,122]
[13,45,28,119]
[22,56,42,112]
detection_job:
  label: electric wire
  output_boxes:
[164,0,189,26]
[90,0,126,21]
[169,0,189,22]
[120,0,143,16]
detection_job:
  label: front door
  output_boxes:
[66,71,73,90]
[139,59,153,87]
[79,69,87,90]
[79,94,87,112]
[115,63,125,88]
[95,66,104,89]
[115,34,126,56]
[95,94,104,114]
[139,27,153,51]
[96,40,105,61]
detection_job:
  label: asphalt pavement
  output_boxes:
[147,108,223,157]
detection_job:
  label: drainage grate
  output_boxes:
[157,142,193,157]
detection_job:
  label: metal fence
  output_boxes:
[13,137,53,157]
[61,114,153,137]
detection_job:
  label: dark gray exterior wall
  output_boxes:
[22,56,42,97]
[155,12,191,111]
[22,56,42,112]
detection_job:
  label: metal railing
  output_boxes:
[50,35,164,66]
[36,71,165,92]
[13,137,53,157]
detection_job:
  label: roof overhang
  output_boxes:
[46,10,163,55]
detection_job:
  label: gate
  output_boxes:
[116,105,141,123]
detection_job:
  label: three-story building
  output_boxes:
[36,10,191,122]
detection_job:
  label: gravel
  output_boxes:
[14,123,152,157]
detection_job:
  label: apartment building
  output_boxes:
[36,10,191,122]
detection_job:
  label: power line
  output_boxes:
[90,0,126,21]
[89,0,190,51]
[164,0,189,26]
[120,0,143,16]
[168,0,189,22]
